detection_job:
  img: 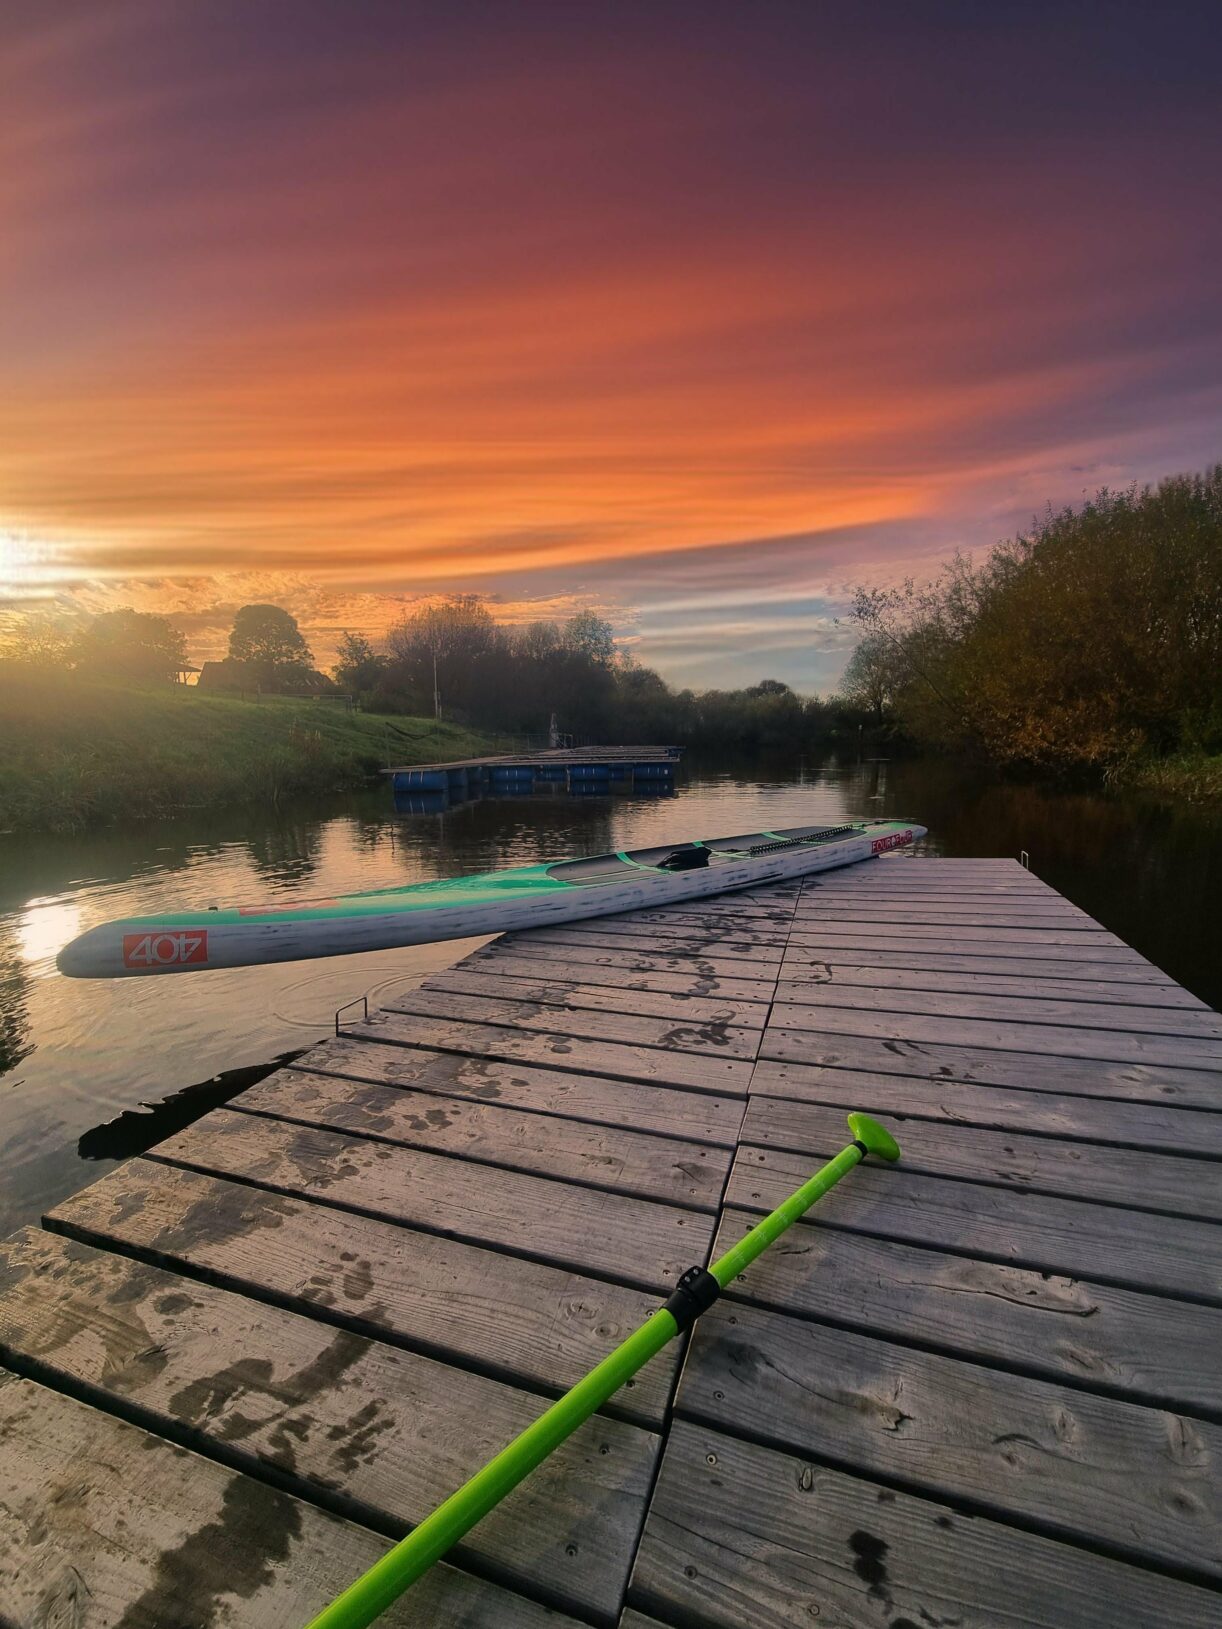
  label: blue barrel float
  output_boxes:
[392,768,449,792]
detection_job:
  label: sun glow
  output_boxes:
[0,533,65,602]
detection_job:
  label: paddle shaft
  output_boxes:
[305,1139,873,1629]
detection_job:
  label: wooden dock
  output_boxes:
[3,857,1221,1626]
[387,744,681,796]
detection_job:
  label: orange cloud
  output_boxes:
[2,3,1220,689]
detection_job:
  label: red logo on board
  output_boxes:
[871,830,913,855]
[122,930,210,969]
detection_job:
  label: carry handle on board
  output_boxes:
[304,1112,902,1629]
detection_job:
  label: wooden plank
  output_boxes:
[474,937,781,986]
[0,1373,576,1629]
[774,978,1222,1038]
[293,1038,744,1146]
[788,920,1133,948]
[739,1098,1222,1220]
[808,878,1057,894]
[792,904,1096,927]
[796,881,1076,900]
[767,1005,1222,1068]
[749,1030,1222,1107]
[781,929,1149,963]
[468,945,776,1002]
[749,1059,1222,1158]
[710,1207,1222,1415]
[0,1230,654,1617]
[611,899,797,923]
[48,1162,676,1428]
[779,957,1206,1007]
[782,942,1180,983]
[236,1069,731,1211]
[677,1302,1222,1579]
[600,907,795,932]
[725,1147,1222,1301]
[151,1109,714,1292]
[421,967,769,1030]
[378,991,761,1062]
[631,1420,1222,1629]
[512,926,785,963]
[346,1012,755,1096]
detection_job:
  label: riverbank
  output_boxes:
[1109,752,1222,805]
[0,674,491,833]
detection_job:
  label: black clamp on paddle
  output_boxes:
[663,1264,720,1332]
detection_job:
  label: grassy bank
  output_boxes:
[1107,752,1222,805]
[0,674,493,833]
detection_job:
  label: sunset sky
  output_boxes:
[3,1,1220,689]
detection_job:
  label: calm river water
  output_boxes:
[2,754,1219,1234]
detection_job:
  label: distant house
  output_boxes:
[197,659,339,697]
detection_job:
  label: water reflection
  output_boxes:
[0,752,1219,1236]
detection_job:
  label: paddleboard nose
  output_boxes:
[56,929,100,978]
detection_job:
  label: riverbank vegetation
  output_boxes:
[335,596,866,750]
[0,672,488,833]
[844,467,1222,799]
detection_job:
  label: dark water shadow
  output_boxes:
[77,1049,304,1162]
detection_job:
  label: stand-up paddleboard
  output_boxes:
[56,819,925,979]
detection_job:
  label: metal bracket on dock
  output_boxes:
[1019,850,1030,869]
[334,993,369,1036]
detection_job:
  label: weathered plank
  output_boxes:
[512,925,785,963]
[677,1301,1222,1579]
[804,886,1062,899]
[468,945,776,1002]
[710,1207,1222,1415]
[788,920,1135,949]
[609,902,797,926]
[47,1161,677,1427]
[0,1230,654,1617]
[726,1147,1222,1300]
[748,1059,1222,1158]
[346,1012,755,1095]
[768,1004,1222,1067]
[382,988,761,1061]
[421,967,769,1031]
[630,1420,1222,1629]
[739,1098,1222,1220]
[474,937,782,987]
[782,930,1152,964]
[0,1373,578,1629]
[293,1038,743,1146]
[749,1029,1222,1107]
[151,1109,714,1292]
[792,905,1097,929]
[780,957,1205,1007]
[782,942,1182,982]
[236,1069,731,1210]
[795,888,1076,908]
[774,977,1222,1037]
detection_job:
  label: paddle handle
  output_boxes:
[304,1308,678,1629]
[305,1116,897,1629]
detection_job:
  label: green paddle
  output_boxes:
[305,1111,901,1629]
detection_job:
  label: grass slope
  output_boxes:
[0,674,493,833]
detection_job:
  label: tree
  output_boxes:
[0,612,76,670]
[332,632,386,695]
[562,610,617,667]
[73,609,188,684]
[228,604,312,685]
[838,635,901,726]
[385,596,506,718]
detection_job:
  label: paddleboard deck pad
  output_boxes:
[56,819,926,978]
